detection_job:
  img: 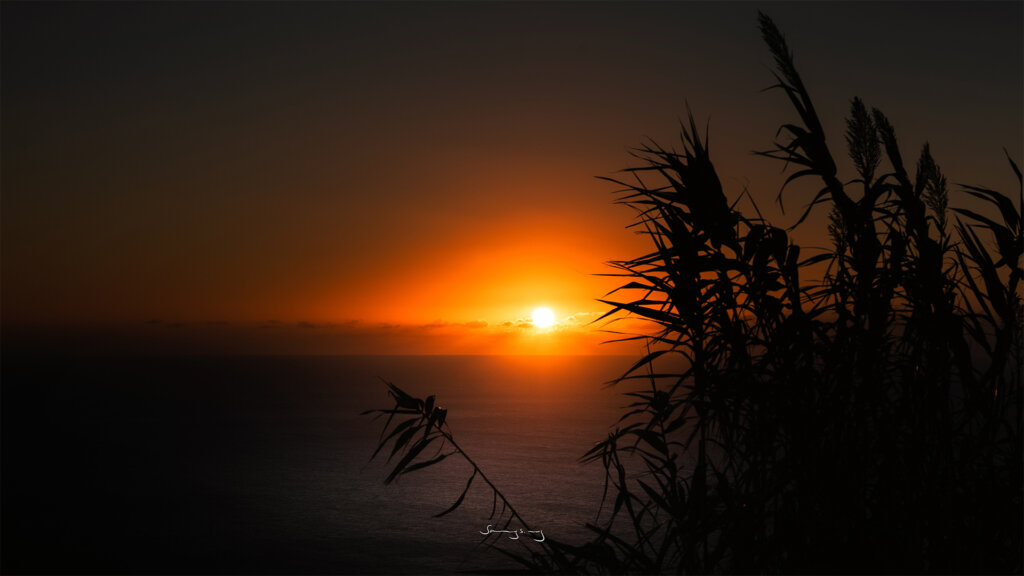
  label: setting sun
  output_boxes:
[532,307,556,329]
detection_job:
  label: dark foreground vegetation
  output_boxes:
[366,14,1022,573]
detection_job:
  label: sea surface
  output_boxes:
[2,355,638,574]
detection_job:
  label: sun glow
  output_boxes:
[532,306,556,329]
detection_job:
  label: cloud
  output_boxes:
[563,311,599,325]
[4,315,638,356]
[502,318,534,329]
[421,319,489,330]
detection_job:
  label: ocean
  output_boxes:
[2,355,637,574]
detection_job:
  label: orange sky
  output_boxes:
[2,2,1021,355]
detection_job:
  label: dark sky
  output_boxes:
[2,1,1021,354]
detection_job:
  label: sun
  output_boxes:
[531,307,556,329]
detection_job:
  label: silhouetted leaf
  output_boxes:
[385,435,437,484]
[399,452,453,477]
[434,469,476,517]
[371,417,419,461]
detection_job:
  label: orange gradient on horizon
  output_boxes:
[311,207,645,330]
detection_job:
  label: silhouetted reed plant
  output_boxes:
[365,13,1021,573]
